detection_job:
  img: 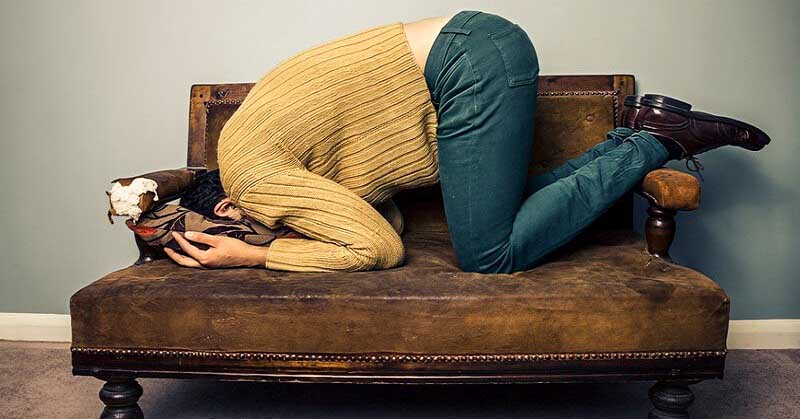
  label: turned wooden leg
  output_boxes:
[645,204,676,261]
[648,380,695,419]
[99,377,144,419]
[134,233,162,265]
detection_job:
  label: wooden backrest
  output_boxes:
[188,75,635,231]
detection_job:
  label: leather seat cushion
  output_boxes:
[70,228,729,355]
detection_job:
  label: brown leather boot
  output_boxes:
[622,94,771,160]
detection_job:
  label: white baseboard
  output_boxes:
[1,313,798,349]
[726,319,800,349]
[0,313,71,342]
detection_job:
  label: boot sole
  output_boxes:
[632,94,770,150]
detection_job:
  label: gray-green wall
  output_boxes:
[1,0,797,318]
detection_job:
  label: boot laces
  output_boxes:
[684,155,705,181]
[674,141,705,181]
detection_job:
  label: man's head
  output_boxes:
[180,169,244,221]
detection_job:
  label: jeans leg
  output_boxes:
[507,131,670,272]
[432,18,541,274]
[428,10,668,273]
[524,127,636,196]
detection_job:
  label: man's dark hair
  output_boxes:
[180,169,228,219]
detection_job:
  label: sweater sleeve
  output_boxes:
[236,168,406,272]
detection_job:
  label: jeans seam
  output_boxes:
[446,41,480,128]
[462,51,480,121]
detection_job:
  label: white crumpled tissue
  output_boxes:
[107,178,159,222]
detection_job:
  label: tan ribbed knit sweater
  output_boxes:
[217,21,439,272]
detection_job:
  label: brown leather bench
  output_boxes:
[71,75,727,419]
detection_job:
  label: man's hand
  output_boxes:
[164,231,269,269]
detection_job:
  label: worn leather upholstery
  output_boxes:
[71,226,728,355]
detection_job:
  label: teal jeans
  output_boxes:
[423,10,669,273]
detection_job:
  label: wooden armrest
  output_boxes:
[106,167,206,223]
[637,168,701,261]
[639,168,701,211]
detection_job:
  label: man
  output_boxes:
[170,170,405,269]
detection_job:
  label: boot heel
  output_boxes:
[623,95,644,108]
[642,94,693,113]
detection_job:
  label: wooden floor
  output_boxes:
[1,341,798,419]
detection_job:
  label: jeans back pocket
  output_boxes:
[489,24,539,87]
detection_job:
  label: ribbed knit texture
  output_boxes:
[217,22,439,272]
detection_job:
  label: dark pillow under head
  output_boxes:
[126,204,304,253]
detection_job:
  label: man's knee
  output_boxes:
[454,249,515,274]
[454,239,551,274]
[457,260,516,274]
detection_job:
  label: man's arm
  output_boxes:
[164,231,270,269]
[237,168,405,272]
